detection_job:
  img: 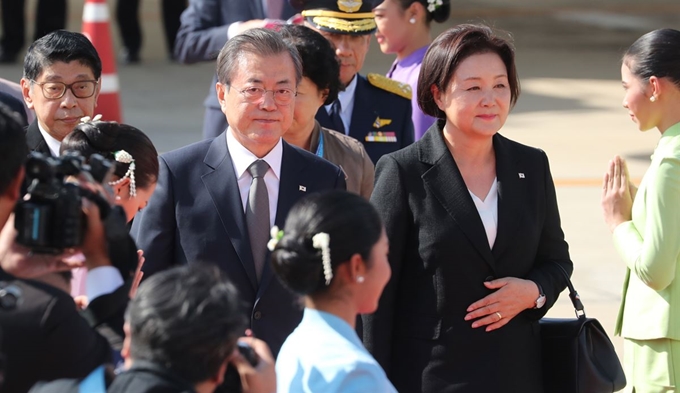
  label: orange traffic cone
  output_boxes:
[81,0,122,123]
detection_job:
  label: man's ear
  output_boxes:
[216,82,229,114]
[20,78,34,109]
[93,77,102,107]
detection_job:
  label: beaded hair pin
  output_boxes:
[108,150,137,198]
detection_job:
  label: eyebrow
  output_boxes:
[245,78,293,85]
[463,75,508,81]
[41,74,95,82]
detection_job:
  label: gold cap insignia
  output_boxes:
[373,117,392,129]
[338,0,362,13]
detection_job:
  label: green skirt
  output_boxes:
[624,338,680,393]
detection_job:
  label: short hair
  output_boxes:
[0,103,28,195]
[271,191,383,296]
[624,28,680,89]
[216,28,302,86]
[60,122,159,190]
[278,25,342,105]
[126,264,247,384]
[394,0,450,24]
[417,24,521,119]
[23,30,102,81]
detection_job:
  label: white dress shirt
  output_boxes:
[226,128,282,227]
[469,178,498,249]
[324,74,357,135]
[37,122,62,157]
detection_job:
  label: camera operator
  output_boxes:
[0,104,136,392]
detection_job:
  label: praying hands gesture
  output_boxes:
[601,156,634,232]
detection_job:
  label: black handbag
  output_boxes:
[540,264,627,393]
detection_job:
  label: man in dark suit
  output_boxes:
[20,30,102,156]
[0,0,66,63]
[294,0,415,164]
[174,0,296,139]
[132,28,346,357]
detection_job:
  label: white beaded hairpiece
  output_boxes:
[108,150,137,198]
[312,232,332,285]
[426,0,443,12]
[79,114,103,124]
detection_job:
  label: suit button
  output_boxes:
[253,311,262,320]
[485,276,495,282]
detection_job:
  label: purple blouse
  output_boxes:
[387,45,436,140]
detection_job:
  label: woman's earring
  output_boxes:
[409,17,417,24]
[356,276,365,283]
[650,95,657,102]
[115,195,122,201]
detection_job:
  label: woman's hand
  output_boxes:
[465,277,539,332]
[602,156,633,233]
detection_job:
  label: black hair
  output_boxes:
[0,103,28,195]
[396,0,450,24]
[278,25,342,105]
[271,191,383,296]
[418,24,520,118]
[23,30,102,81]
[126,264,247,384]
[624,28,680,88]
[60,122,159,190]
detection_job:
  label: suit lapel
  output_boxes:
[258,142,307,293]
[419,129,496,272]
[491,134,522,261]
[201,135,258,290]
[25,121,51,155]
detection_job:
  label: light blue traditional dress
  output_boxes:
[276,308,397,393]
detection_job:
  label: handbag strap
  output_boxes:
[553,263,586,319]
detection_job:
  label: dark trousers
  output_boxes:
[116,0,187,56]
[0,0,67,54]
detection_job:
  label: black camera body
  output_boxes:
[14,151,114,254]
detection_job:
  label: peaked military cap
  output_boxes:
[289,0,376,35]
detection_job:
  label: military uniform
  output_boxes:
[294,0,415,164]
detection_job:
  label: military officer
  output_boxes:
[292,0,415,164]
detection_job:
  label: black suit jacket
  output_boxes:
[316,74,414,165]
[362,125,573,393]
[25,120,51,155]
[130,134,346,357]
[0,271,112,393]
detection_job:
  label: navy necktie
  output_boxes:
[329,100,346,135]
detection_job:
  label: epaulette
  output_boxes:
[367,73,412,100]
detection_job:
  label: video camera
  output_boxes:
[13,151,115,254]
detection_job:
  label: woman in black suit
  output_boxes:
[362,24,573,393]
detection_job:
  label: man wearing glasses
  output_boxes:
[20,30,102,157]
[132,28,346,358]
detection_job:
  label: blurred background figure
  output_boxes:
[174,0,297,139]
[601,28,680,392]
[372,0,450,140]
[294,0,415,164]
[0,77,34,126]
[0,0,67,63]
[272,191,396,392]
[116,0,188,63]
[279,24,375,199]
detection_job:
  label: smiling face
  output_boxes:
[21,61,100,141]
[621,62,659,132]
[216,51,297,157]
[373,0,412,55]
[433,52,511,140]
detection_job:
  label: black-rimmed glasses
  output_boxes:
[30,80,99,99]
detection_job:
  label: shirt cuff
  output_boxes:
[86,266,124,301]
[227,22,243,39]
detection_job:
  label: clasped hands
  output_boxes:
[465,277,539,332]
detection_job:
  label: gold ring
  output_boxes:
[495,312,502,321]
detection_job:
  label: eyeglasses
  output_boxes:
[229,85,297,105]
[30,80,99,99]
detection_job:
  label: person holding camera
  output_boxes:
[0,104,138,392]
[20,30,102,157]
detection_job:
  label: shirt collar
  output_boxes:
[226,128,283,180]
[37,122,62,157]
[336,74,357,112]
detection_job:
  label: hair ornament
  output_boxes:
[108,150,137,198]
[79,114,103,124]
[267,226,284,251]
[426,0,443,12]
[312,232,332,285]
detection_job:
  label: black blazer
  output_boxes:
[130,134,346,357]
[0,271,112,393]
[362,125,572,393]
[316,74,414,164]
[25,120,51,155]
